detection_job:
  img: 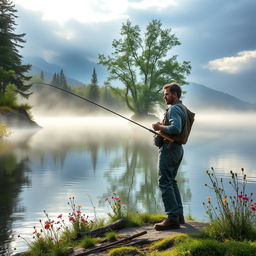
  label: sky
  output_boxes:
[13,0,256,103]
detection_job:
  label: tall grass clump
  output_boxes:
[203,167,256,241]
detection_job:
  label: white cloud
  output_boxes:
[205,50,256,74]
[14,0,177,24]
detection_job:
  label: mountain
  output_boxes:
[182,82,256,111]
[23,56,106,85]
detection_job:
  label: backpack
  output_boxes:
[173,103,195,144]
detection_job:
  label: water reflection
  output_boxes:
[0,139,31,255]
[0,114,256,254]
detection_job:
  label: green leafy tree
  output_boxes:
[0,0,31,98]
[99,19,191,117]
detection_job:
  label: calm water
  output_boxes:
[1,112,256,255]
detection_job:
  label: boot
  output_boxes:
[179,214,185,225]
[154,218,180,230]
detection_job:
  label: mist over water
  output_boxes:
[1,111,256,254]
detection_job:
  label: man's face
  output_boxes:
[163,88,176,105]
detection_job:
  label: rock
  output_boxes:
[0,107,40,129]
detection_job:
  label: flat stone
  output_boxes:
[117,221,207,242]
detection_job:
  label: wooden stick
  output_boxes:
[79,219,126,238]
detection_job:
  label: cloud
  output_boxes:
[13,0,177,24]
[13,0,256,102]
[205,50,256,74]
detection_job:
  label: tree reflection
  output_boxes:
[102,139,192,215]
[0,144,31,255]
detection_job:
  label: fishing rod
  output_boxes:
[35,82,174,143]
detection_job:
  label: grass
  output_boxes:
[27,237,69,256]
[200,218,256,242]
[108,246,145,256]
[79,236,102,249]
[105,231,118,241]
[149,234,189,251]
[123,212,166,227]
[150,237,256,256]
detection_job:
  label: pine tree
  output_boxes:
[51,73,57,86]
[60,69,68,90]
[91,68,97,86]
[0,0,32,98]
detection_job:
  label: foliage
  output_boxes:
[71,83,125,112]
[150,239,256,256]
[108,246,145,256]
[51,69,69,90]
[91,67,98,86]
[124,212,166,227]
[79,236,101,249]
[105,192,126,221]
[203,167,256,241]
[105,231,117,242]
[0,83,18,107]
[19,197,94,255]
[98,19,191,117]
[0,0,32,98]
[0,122,10,138]
[150,234,189,251]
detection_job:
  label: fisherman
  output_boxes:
[152,82,194,230]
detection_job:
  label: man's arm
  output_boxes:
[152,106,182,134]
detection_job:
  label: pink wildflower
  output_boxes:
[57,214,62,219]
[69,216,75,222]
[237,194,243,199]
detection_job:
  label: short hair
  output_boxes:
[163,82,182,98]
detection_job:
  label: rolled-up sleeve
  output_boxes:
[163,106,182,134]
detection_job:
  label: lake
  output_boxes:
[1,112,256,254]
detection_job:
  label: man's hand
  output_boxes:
[152,122,164,131]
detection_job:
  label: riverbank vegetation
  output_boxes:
[14,168,256,256]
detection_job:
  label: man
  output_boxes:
[152,82,189,230]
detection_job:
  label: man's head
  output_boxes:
[162,82,182,105]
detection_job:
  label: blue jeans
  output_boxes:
[158,142,184,220]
